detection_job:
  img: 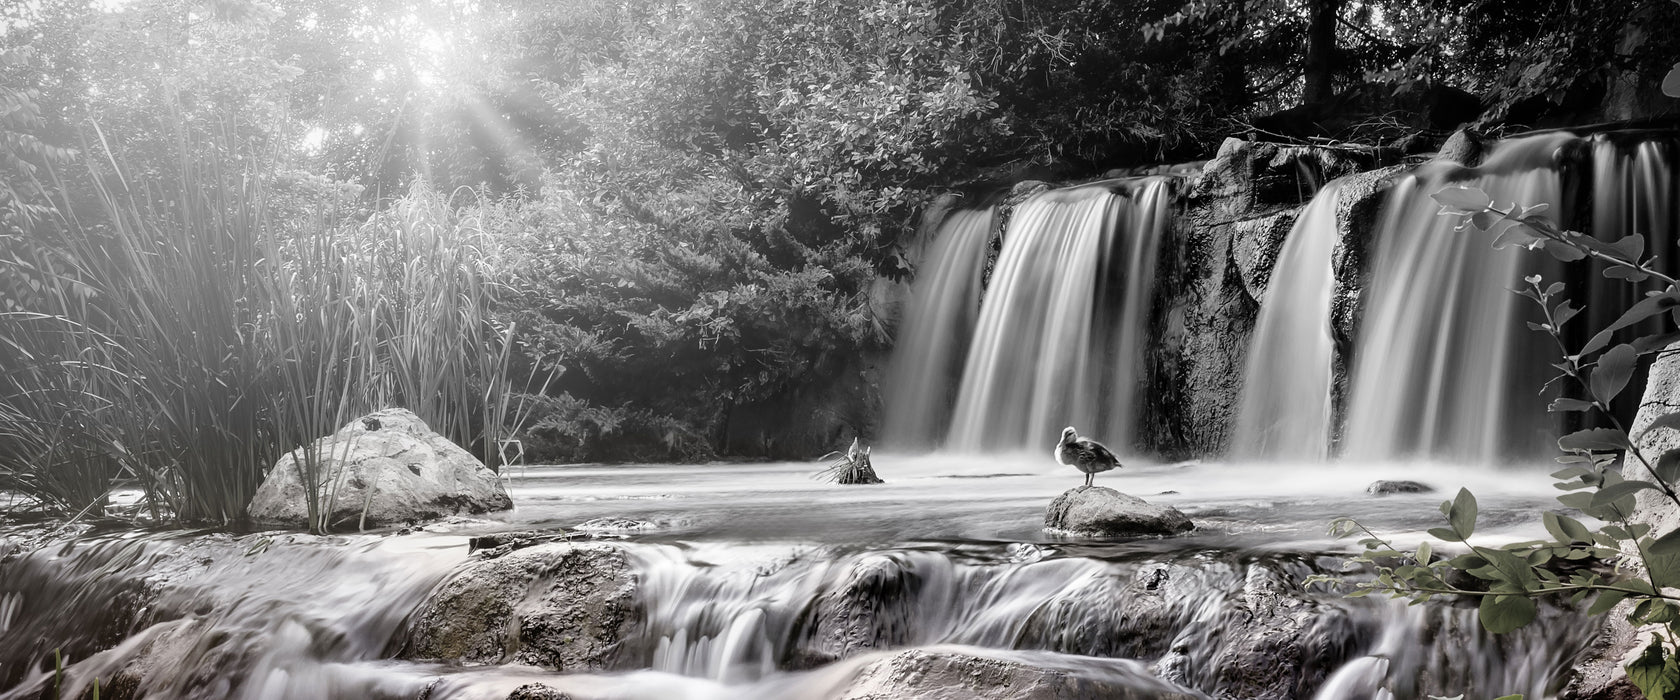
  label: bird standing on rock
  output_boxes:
[1056,426,1121,487]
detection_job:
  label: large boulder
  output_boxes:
[1044,486,1194,537]
[399,542,635,671]
[835,648,1200,700]
[248,408,512,529]
[1565,340,1680,699]
[789,553,925,668]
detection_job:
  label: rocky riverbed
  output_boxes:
[0,457,1608,700]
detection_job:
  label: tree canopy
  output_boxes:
[5,0,1679,460]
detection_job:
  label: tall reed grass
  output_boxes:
[0,126,525,531]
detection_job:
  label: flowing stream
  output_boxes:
[14,132,1680,699]
[1,459,1597,700]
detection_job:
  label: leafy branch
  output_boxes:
[1311,185,1680,698]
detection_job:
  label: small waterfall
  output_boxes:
[0,531,461,700]
[613,543,1592,698]
[882,207,997,449]
[1589,134,1679,352]
[1343,133,1575,463]
[945,177,1170,452]
[1232,180,1345,461]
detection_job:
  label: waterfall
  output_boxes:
[882,207,997,449]
[610,542,1590,698]
[1343,133,1576,463]
[945,177,1170,453]
[1232,180,1345,461]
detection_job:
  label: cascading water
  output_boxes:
[0,520,1598,700]
[0,531,461,700]
[1231,180,1345,461]
[882,207,997,449]
[1342,134,1576,463]
[944,177,1170,452]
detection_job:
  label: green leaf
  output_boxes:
[1591,343,1638,405]
[1609,235,1647,263]
[1588,589,1629,616]
[1627,639,1680,700]
[1548,397,1594,413]
[1558,428,1631,453]
[1479,593,1537,634]
[1652,528,1680,557]
[1542,239,1588,262]
[1581,291,1680,357]
[1607,266,1652,282]
[1646,538,1680,590]
[1543,511,1593,543]
[1656,451,1680,484]
[1416,540,1431,565]
[1428,526,1462,542]
[1635,332,1680,354]
[1490,225,1539,250]
[1448,488,1478,539]
[1592,480,1660,508]
[1432,186,1493,213]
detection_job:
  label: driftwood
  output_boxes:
[815,438,883,485]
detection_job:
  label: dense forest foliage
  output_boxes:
[3,0,1680,505]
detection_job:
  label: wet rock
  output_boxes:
[1150,562,1363,700]
[1148,138,1382,458]
[1437,128,1486,166]
[401,542,635,671]
[1229,210,1300,304]
[1044,486,1193,537]
[1365,480,1434,495]
[835,648,1201,700]
[790,553,923,668]
[507,683,574,700]
[248,408,513,530]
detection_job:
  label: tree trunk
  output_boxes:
[1302,0,1344,104]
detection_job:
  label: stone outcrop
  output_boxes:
[790,553,923,668]
[400,542,635,671]
[1044,486,1194,537]
[1565,340,1680,699]
[1148,139,1391,457]
[248,408,513,530]
[835,648,1201,700]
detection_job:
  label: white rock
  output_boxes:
[248,408,512,529]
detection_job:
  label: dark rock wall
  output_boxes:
[1145,139,1394,458]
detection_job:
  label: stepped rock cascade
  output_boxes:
[945,177,1171,452]
[0,532,460,700]
[882,207,997,449]
[0,526,1598,700]
[1343,133,1576,463]
[1231,180,1346,461]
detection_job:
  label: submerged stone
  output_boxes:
[1365,480,1434,496]
[835,648,1201,700]
[1044,486,1194,537]
[247,408,512,530]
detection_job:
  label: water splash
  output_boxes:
[1232,180,1345,461]
[945,177,1170,452]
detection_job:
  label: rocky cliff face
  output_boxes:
[1144,139,1393,457]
